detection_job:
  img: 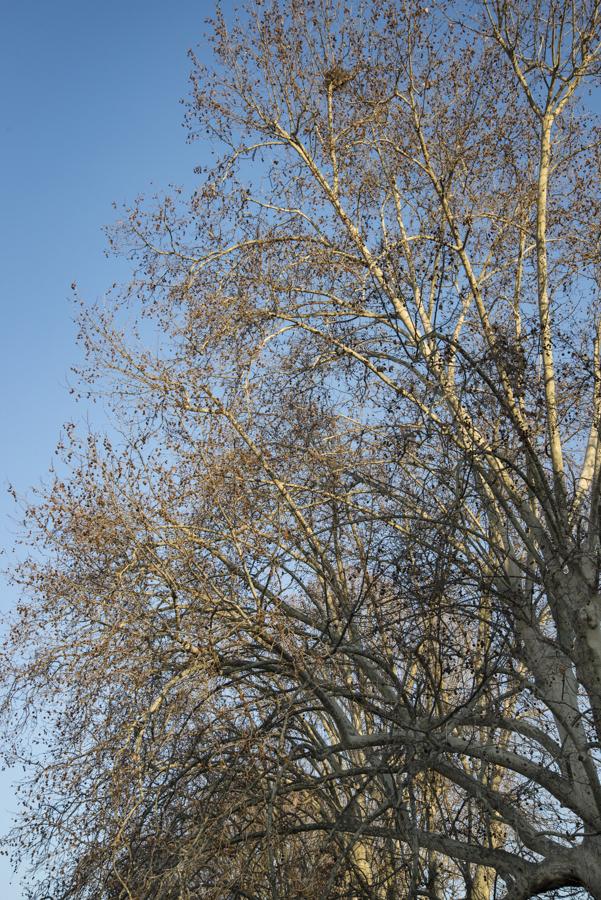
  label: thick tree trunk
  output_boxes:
[471,865,496,900]
[506,843,601,899]
[579,841,601,899]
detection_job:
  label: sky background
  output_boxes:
[0,1,218,894]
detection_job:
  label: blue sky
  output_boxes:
[0,1,216,894]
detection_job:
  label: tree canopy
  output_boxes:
[3,1,601,897]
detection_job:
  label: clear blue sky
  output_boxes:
[0,1,216,894]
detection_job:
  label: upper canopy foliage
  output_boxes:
[3,1,601,898]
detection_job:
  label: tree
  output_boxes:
[3,0,601,896]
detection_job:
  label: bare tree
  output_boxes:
[3,1,601,897]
